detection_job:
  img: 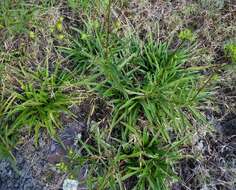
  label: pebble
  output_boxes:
[63,179,79,190]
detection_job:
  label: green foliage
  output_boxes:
[57,123,183,189]
[0,96,17,162]
[224,42,236,64]
[178,29,196,42]
[6,62,83,145]
[0,0,39,36]
[67,0,92,10]
[67,0,109,13]
[114,127,182,190]
[64,25,209,141]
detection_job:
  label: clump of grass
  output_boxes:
[114,127,182,189]
[64,25,210,141]
[5,62,84,145]
[57,122,183,189]
[60,12,212,188]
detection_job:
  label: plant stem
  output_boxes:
[191,63,227,101]
[105,0,112,60]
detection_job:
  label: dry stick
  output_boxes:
[191,64,226,102]
[104,0,118,141]
[105,0,112,60]
[191,72,215,101]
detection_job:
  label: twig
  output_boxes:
[105,0,112,60]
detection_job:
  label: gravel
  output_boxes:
[0,152,46,190]
[0,120,88,190]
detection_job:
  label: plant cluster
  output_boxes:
[224,42,236,64]
[0,0,38,36]
[58,122,184,190]
[58,17,211,188]
[65,22,209,142]
[178,29,196,42]
[0,1,221,189]
[0,61,84,161]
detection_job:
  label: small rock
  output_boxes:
[63,179,79,190]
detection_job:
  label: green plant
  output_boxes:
[178,29,196,42]
[59,6,211,188]
[64,26,209,141]
[6,62,84,145]
[0,0,39,36]
[114,127,182,190]
[0,96,17,162]
[57,123,183,189]
[56,121,117,189]
[67,0,109,14]
[224,42,236,64]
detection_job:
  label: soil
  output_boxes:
[173,118,236,190]
[0,152,46,190]
[0,121,87,190]
[0,135,56,190]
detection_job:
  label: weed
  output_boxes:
[0,0,38,36]
[178,29,196,42]
[64,26,210,141]
[224,42,236,64]
[57,123,183,189]
[5,62,84,145]
[67,0,109,14]
[114,127,183,190]
[0,96,17,162]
